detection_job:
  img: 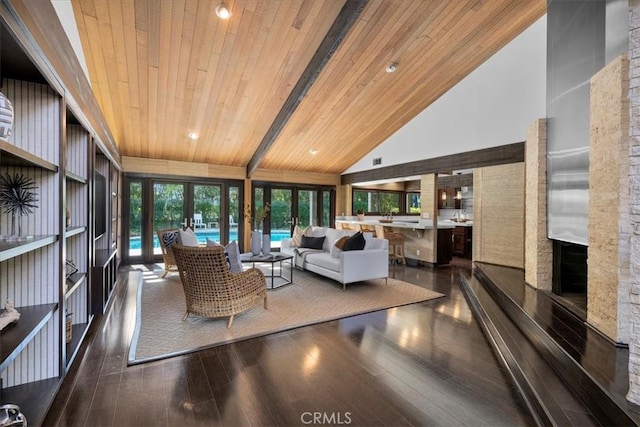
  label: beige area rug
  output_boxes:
[128,267,444,364]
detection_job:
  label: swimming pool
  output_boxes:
[129,230,292,251]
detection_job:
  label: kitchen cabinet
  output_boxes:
[437,228,453,265]
[452,226,472,258]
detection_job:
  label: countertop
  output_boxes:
[335,218,458,230]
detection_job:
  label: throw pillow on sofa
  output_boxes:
[300,235,325,250]
[334,235,349,250]
[343,231,365,251]
[330,236,348,258]
[290,224,309,247]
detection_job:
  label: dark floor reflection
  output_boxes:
[45,258,536,426]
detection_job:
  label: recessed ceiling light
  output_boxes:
[188,132,199,140]
[385,62,398,73]
[215,3,231,19]
[309,148,318,155]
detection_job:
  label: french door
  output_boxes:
[253,184,334,249]
[124,177,242,264]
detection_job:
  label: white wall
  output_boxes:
[345,15,547,174]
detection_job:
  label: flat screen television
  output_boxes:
[94,171,107,238]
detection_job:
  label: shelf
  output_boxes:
[0,235,58,262]
[95,248,116,267]
[0,303,58,372]
[0,140,58,172]
[65,170,87,184]
[64,272,86,297]
[65,321,90,368]
[65,226,86,237]
[2,377,61,427]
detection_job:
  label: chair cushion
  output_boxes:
[178,228,199,246]
[161,230,179,248]
[343,232,365,251]
[301,235,325,250]
[207,238,232,270]
[224,240,243,273]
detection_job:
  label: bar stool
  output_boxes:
[374,225,406,264]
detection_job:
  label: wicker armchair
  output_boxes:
[157,228,180,277]
[171,244,268,328]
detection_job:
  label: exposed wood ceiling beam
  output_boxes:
[340,142,525,185]
[246,0,368,178]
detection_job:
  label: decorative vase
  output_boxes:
[357,214,365,221]
[0,91,14,139]
[261,234,271,256]
[251,231,262,256]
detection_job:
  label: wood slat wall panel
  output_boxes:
[67,282,87,327]
[0,246,59,386]
[67,125,89,179]
[3,79,60,166]
[2,319,58,386]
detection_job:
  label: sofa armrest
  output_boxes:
[340,249,389,284]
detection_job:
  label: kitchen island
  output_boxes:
[335,217,455,265]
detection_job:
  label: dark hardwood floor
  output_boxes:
[44,258,537,426]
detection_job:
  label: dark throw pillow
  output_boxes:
[300,235,326,250]
[343,232,366,251]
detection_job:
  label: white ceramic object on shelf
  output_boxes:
[0,91,13,139]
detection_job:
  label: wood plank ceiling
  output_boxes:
[71,0,545,176]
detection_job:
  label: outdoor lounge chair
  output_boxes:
[171,244,268,328]
[157,228,180,277]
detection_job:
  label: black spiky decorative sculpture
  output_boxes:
[0,173,39,216]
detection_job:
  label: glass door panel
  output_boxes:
[297,189,317,228]
[229,185,240,244]
[322,190,331,226]
[153,182,185,255]
[269,188,292,248]
[192,184,221,244]
[128,181,143,258]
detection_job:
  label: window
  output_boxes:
[353,190,401,214]
[353,189,420,215]
[406,192,421,214]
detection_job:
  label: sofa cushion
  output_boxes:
[323,227,352,252]
[301,235,325,250]
[307,226,327,238]
[290,225,309,247]
[343,232,365,251]
[334,235,348,250]
[305,252,340,272]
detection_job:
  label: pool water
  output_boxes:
[129,230,291,251]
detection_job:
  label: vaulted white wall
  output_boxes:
[345,15,547,174]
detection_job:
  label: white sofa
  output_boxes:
[280,226,389,290]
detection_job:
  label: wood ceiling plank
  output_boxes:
[264,0,544,174]
[72,0,544,173]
